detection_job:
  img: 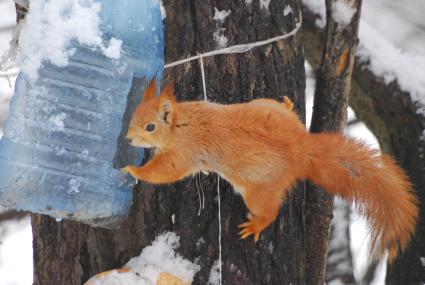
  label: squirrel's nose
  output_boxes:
[126,136,133,144]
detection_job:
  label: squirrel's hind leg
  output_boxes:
[238,187,283,242]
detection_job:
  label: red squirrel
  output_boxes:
[122,79,418,262]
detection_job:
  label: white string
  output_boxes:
[199,173,205,210]
[198,55,222,283]
[195,54,208,216]
[217,175,222,285]
[195,173,202,216]
[199,55,208,101]
[164,15,302,69]
[195,173,206,216]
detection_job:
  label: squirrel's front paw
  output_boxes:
[121,165,137,177]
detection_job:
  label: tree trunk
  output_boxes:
[305,0,362,284]
[31,1,311,284]
[301,3,425,284]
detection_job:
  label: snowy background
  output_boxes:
[0,0,33,284]
[0,0,424,284]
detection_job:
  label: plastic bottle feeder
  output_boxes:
[0,0,164,227]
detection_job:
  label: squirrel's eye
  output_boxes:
[145,123,156,132]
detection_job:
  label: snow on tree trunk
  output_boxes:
[31,1,312,284]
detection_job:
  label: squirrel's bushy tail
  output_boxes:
[306,133,418,262]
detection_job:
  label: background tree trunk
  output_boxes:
[351,67,425,285]
[301,2,425,284]
[325,198,356,285]
[31,1,311,284]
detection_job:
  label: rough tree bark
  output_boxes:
[301,2,425,284]
[31,1,313,284]
[304,0,362,284]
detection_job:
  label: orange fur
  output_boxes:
[123,80,418,262]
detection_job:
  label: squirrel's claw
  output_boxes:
[121,165,137,177]
[238,217,266,243]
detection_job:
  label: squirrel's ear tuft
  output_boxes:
[158,81,176,124]
[160,80,175,99]
[159,97,174,124]
[143,78,157,102]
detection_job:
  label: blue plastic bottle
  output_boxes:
[0,0,164,227]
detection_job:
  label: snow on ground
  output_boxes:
[85,232,200,285]
[125,232,200,284]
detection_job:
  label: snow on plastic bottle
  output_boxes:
[0,0,164,227]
